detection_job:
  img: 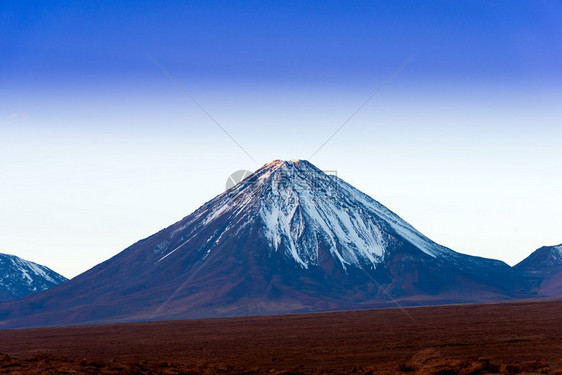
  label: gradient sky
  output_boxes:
[1,1,561,278]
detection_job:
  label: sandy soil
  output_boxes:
[1,298,562,374]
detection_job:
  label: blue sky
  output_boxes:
[1,1,561,277]
[4,1,561,87]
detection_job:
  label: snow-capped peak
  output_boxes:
[154,160,464,272]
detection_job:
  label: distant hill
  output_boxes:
[514,244,562,297]
[0,253,67,301]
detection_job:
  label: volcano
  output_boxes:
[0,160,531,328]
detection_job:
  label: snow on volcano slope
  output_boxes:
[256,160,453,269]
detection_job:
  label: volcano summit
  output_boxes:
[0,160,532,328]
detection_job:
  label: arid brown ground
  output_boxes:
[1,298,562,374]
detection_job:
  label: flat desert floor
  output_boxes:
[1,299,562,374]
